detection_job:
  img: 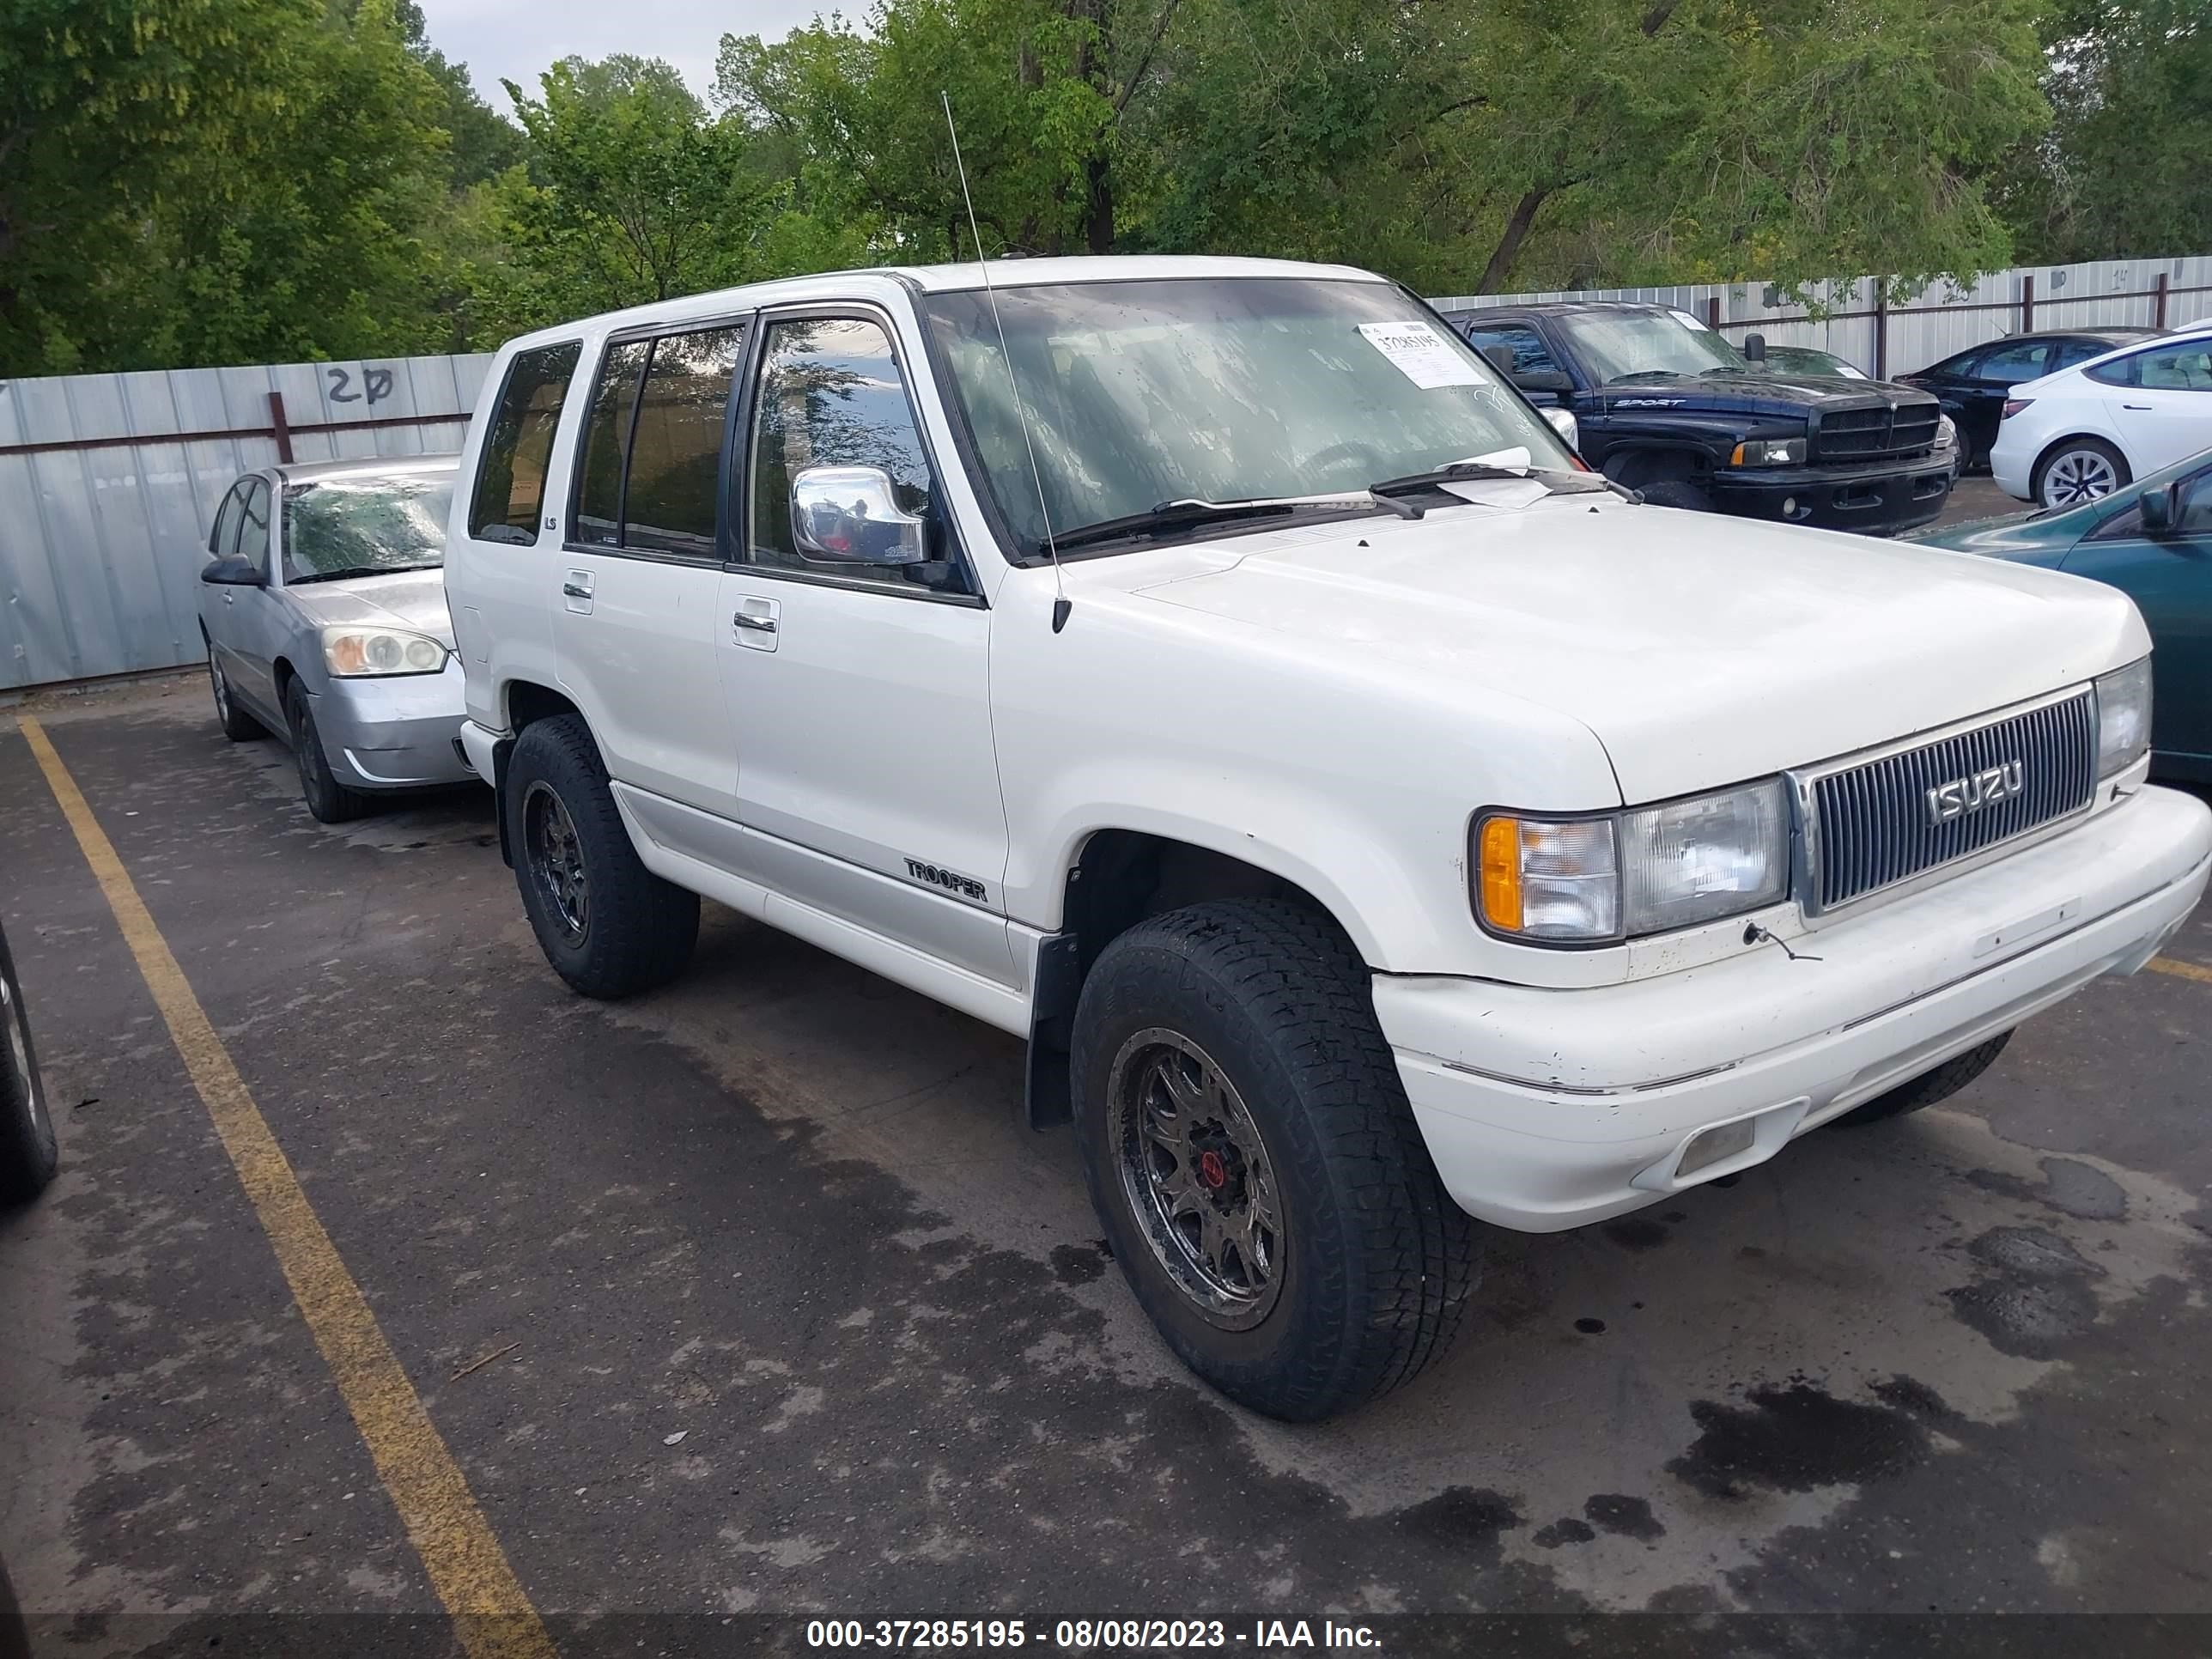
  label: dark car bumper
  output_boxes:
[1711,458,1955,535]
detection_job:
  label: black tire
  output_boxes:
[2032,437,2130,512]
[205,640,264,742]
[1071,898,1476,1421]
[1634,478,1716,513]
[1832,1030,2013,1127]
[285,680,374,823]
[0,926,59,1207]
[504,715,698,1000]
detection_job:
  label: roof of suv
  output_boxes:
[497,256,1386,352]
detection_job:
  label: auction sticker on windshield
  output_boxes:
[1356,320,1485,389]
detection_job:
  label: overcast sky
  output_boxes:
[416,0,839,107]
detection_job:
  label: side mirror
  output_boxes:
[790,465,926,566]
[1541,406,1581,452]
[1742,332,1769,364]
[201,556,264,586]
[1514,368,1575,396]
[2137,481,2180,535]
[1481,344,1516,378]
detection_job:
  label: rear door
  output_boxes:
[550,323,747,834]
[2095,339,2212,477]
[717,306,1013,987]
[2062,461,2212,771]
[1960,338,2051,460]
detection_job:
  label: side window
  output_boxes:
[209,483,246,556]
[1930,348,1984,379]
[1972,341,2049,383]
[2181,471,2212,536]
[2051,338,2107,372]
[235,480,272,578]
[1462,323,1558,377]
[573,340,651,549]
[626,327,745,556]
[2131,343,2212,392]
[468,341,582,545]
[746,316,948,590]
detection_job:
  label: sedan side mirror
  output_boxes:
[2137,481,2181,535]
[1742,332,1769,364]
[791,465,926,566]
[201,556,265,586]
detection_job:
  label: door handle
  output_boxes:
[732,611,778,635]
[2123,404,2153,411]
[562,579,592,599]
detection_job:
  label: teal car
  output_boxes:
[1911,447,2212,781]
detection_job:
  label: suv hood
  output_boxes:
[1595,374,1936,422]
[1127,497,2145,803]
[283,570,454,647]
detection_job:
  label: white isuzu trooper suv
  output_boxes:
[446,257,2212,1421]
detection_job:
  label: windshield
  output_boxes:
[1559,311,1749,384]
[283,472,455,583]
[918,277,1576,554]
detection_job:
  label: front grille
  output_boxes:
[1814,401,1942,463]
[1808,692,2097,910]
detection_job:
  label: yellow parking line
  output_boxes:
[16,717,556,1659]
[2149,956,2212,985]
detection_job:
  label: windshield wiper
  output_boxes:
[1370,463,1634,507]
[1048,496,1366,552]
[290,562,441,584]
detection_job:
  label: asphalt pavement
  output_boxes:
[6,477,2212,1653]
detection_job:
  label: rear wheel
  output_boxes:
[206,640,264,742]
[0,927,58,1207]
[1832,1031,2013,1127]
[504,715,698,1000]
[286,680,372,823]
[2033,439,2129,511]
[1072,899,1476,1421]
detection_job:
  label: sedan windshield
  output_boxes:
[919,278,1576,555]
[1559,311,1750,384]
[283,472,455,583]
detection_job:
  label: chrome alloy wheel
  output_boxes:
[2043,447,2120,507]
[523,781,589,944]
[1109,1028,1285,1329]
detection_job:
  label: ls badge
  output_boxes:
[1925,760,2025,825]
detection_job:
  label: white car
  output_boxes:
[445,257,2212,1421]
[1991,323,2212,509]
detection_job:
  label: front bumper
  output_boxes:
[1712,456,1954,534]
[313,661,475,791]
[1376,785,2212,1233]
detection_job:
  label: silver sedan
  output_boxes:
[196,456,477,822]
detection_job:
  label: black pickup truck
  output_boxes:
[1441,301,1958,535]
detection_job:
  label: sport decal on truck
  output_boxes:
[905,858,989,904]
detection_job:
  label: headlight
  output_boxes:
[1474,779,1791,944]
[322,626,449,678]
[1729,438,1806,466]
[1934,414,1959,453]
[2094,658,2153,778]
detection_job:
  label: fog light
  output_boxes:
[1780,495,1798,517]
[1678,1117,1757,1179]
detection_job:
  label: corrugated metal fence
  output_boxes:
[1433,254,2212,379]
[0,353,491,691]
[2,252,2209,690]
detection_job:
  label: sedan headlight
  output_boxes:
[1729,438,1807,466]
[1475,779,1791,944]
[2094,658,2153,778]
[321,625,449,678]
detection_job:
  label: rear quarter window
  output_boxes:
[468,342,583,545]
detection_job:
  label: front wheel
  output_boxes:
[1072,899,1476,1421]
[285,681,372,824]
[2033,439,2130,511]
[503,715,698,1000]
[0,927,58,1206]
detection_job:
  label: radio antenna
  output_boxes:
[942,91,1069,633]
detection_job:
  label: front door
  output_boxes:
[719,309,1012,988]
[2101,338,2212,477]
[2063,462,2212,769]
[227,477,286,718]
